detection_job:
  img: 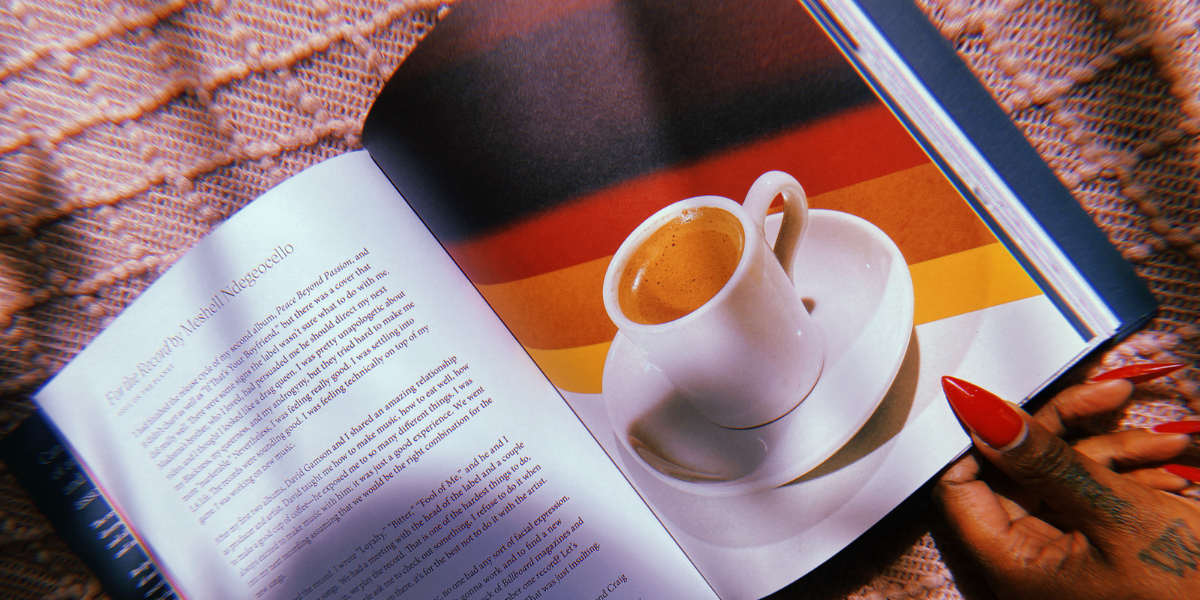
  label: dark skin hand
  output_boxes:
[933,379,1200,599]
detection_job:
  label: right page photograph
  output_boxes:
[361,0,1113,597]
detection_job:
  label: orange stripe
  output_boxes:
[476,163,994,350]
[809,163,996,265]
[448,103,931,285]
[478,256,613,350]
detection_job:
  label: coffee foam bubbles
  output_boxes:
[617,206,744,325]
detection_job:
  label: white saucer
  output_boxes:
[602,209,914,496]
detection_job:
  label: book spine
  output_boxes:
[848,0,1158,337]
[0,410,178,600]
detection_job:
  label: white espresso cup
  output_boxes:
[603,171,825,429]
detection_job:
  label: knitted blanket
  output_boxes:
[1,1,1196,598]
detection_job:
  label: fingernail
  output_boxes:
[1151,420,1200,435]
[1163,464,1200,483]
[1092,362,1186,384]
[941,376,1027,451]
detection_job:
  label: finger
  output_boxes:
[1032,379,1132,436]
[1071,428,1192,469]
[1090,361,1187,384]
[1123,467,1192,492]
[935,454,1080,598]
[934,454,1048,555]
[943,377,1163,549]
[939,451,981,484]
[937,453,1039,522]
[981,421,1155,546]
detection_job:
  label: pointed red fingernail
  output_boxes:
[941,376,1027,450]
[1163,464,1200,483]
[1152,420,1200,435]
[1092,362,1186,384]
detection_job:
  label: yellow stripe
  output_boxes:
[529,242,1043,393]
[911,242,1043,325]
[525,342,611,395]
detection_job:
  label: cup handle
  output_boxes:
[743,171,809,281]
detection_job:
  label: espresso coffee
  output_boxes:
[618,206,744,325]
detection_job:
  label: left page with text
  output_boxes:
[33,151,716,600]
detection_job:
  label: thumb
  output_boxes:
[941,376,1158,547]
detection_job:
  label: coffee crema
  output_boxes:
[617,206,745,325]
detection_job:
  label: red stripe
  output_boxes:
[448,102,930,285]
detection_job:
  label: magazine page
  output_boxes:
[362,0,1094,597]
[33,152,717,600]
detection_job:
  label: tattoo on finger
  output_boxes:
[1058,460,1134,524]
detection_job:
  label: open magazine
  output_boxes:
[4,0,1157,599]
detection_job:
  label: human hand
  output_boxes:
[933,363,1200,600]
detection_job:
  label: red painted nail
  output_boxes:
[1151,420,1200,435]
[1092,362,1186,384]
[1163,464,1200,483]
[941,376,1027,450]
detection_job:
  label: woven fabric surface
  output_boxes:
[0,0,1197,599]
